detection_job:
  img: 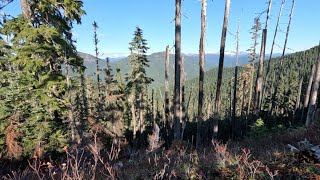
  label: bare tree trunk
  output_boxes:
[262,0,285,106]
[141,82,147,134]
[130,95,137,139]
[240,80,246,118]
[229,79,233,137]
[254,0,272,116]
[264,0,272,29]
[197,0,207,148]
[240,80,246,136]
[306,43,320,126]
[174,0,182,140]
[254,29,267,115]
[180,56,185,140]
[207,93,213,118]
[295,78,303,111]
[157,88,166,121]
[186,86,194,118]
[265,0,285,76]
[164,46,170,146]
[247,63,254,115]
[280,0,295,66]
[232,18,240,140]
[139,91,145,133]
[213,0,230,139]
[165,45,170,129]
[301,64,316,122]
[20,0,31,21]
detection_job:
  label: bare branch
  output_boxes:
[0,0,13,10]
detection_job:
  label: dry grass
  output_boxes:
[2,124,320,179]
[2,136,121,180]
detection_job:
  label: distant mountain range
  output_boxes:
[77,51,282,87]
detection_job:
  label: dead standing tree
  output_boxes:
[197,0,207,148]
[306,42,320,126]
[254,0,272,116]
[165,45,170,130]
[280,0,295,67]
[213,0,230,139]
[164,45,170,144]
[180,56,186,140]
[265,0,286,77]
[295,77,303,116]
[301,64,316,122]
[174,0,182,140]
[262,0,286,106]
[232,18,240,140]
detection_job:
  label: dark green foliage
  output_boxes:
[126,27,153,92]
[263,46,320,119]
[154,45,320,142]
[115,68,131,127]
[104,58,115,95]
[0,0,85,158]
[125,26,153,136]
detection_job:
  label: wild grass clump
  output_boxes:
[212,141,278,179]
[2,139,122,180]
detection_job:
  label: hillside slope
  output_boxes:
[78,51,250,87]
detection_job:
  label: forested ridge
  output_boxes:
[1,0,320,179]
[77,51,253,88]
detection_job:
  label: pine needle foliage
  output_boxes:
[0,0,85,159]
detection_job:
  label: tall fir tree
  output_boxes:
[126,27,153,138]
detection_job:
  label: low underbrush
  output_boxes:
[1,124,320,179]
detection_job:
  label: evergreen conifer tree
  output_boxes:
[126,26,153,137]
[0,0,85,158]
[104,57,115,107]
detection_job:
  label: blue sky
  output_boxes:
[2,0,320,58]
